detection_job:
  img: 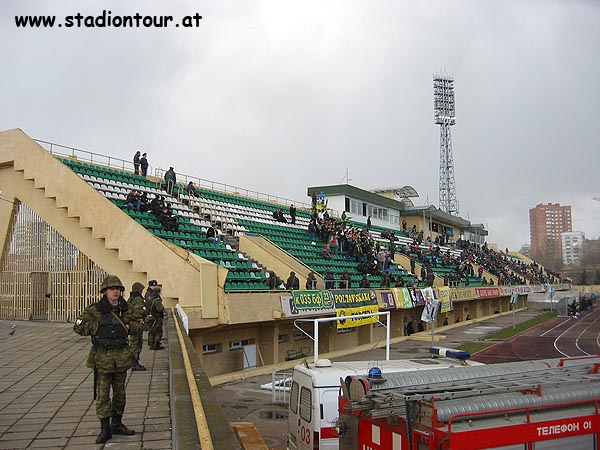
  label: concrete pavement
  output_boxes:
[0,320,171,450]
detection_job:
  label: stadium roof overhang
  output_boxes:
[402,205,471,228]
[307,184,407,212]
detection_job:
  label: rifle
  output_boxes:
[93,366,98,400]
[92,340,98,400]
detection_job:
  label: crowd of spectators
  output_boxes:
[455,239,564,286]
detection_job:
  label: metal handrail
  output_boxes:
[36,138,311,209]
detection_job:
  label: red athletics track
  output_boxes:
[472,306,600,364]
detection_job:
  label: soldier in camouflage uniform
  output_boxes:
[73,275,136,444]
[145,279,159,346]
[128,282,147,371]
[146,286,165,350]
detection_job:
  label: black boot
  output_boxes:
[96,418,112,444]
[153,342,164,350]
[131,362,146,371]
[148,341,155,349]
[111,415,135,436]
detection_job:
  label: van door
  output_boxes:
[297,384,314,449]
[288,377,315,450]
[320,389,340,449]
[288,380,301,449]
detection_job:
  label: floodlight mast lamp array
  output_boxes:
[434,74,459,216]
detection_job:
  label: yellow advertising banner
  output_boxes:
[438,286,453,313]
[333,289,379,329]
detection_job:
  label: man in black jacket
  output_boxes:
[285,271,300,290]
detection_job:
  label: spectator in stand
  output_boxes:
[186,181,199,197]
[157,204,178,231]
[324,271,335,289]
[321,244,332,260]
[140,153,149,177]
[417,321,425,332]
[410,255,416,274]
[359,274,370,288]
[273,209,287,223]
[406,276,415,287]
[339,269,350,289]
[306,272,317,290]
[381,272,391,288]
[443,317,449,326]
[401,218,407,232]
[366,216,372,229]
[206,223,222,244]
[266,273,282,290]
[394,275,405,287]
[329,234,339,255]
[289,204,297,225]
[285,272,300,290]
[164,167,176,196]
[377,249,388,271]
[406,320,414,336]
[133,151,141,175]
[138,192,149,212]
[307,220,317,241]
[125,190,140,210]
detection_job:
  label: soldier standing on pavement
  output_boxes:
[145,280,159,346]
[128,282,147,371]
[73,275,136,444]
[146,285,165,350]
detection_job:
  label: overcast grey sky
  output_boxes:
[2,0,599,251]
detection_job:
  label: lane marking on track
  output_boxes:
[553,318,581,357]
[540,318,571,337]
[575,314,600,355]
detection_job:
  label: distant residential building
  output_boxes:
[519,243,531,258]
[529,203,572,268]
[561,231,585,267]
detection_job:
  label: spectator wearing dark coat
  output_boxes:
[164,167,176,195]
[285,272,300,290]
[133,151,141,175]
[140,153,149,177]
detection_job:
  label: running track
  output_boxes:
[472,306,600,363]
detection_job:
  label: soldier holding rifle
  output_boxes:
[73,275,136,444]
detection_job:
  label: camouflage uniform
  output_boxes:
[73,275,135,444]
[146,288,165,349]
[127,282,147,370]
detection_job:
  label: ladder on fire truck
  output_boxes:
[339,356,600,450]
[346,356,600,418]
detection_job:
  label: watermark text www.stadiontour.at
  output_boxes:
[15,10,202,29]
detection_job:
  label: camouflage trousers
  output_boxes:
[129,331,143,360]
[96,371,128,419]
[148,320,163,346]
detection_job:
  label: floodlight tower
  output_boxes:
[434,74,459,216]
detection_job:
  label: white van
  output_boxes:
[287,351,475,450]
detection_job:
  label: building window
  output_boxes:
[202,343,222,354]
[337,328,354,334]
[294,332,309,341]
[228,338,253,350]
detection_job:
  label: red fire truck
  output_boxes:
[338,355,600,450]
